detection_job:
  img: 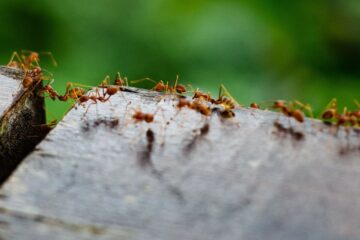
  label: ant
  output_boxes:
[113,72,128,90]
[7,50,57,71]
[272,100,313,123]
[211,85,239,118]
[250,102,260,109]
[98,75,122,98]
[22,66,44,89]
[192,89,213,102]
[191,100,212,116]
[176,98,192,109]
[214,85,239,107]
[132,75,187,94]
[56,82,87,102]
[40,82,58,100]
[320,99,360,137]
[322,98,338,121]
[132,110,155,123]
[7,51,56,91]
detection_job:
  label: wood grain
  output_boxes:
[0,87,359,240]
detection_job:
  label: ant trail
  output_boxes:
[183,122,210,155]
[137,129,185,204]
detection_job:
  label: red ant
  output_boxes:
[113,72,128,90]
[7,51,56,91]
[176,97,212,117]
[132,75,187,94]
[191,100,212,116]
[321,99,360,132]
[41,82,58,100]
[192,89,213,102]
[272,100,313,123]
[211,85,239,118]
[250,102,260,109]
[132,110,155,123]
[322,98,338,121]
[55,83,86,102]
[7,50,57,71]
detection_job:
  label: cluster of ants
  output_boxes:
[5,51,360,130]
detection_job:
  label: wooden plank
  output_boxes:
[0,66,46,183]
[0,87,359,240]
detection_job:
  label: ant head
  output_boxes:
[322,109,336,119]
[154,80,166,92]
[29,52,39,61]
[175,84,187,94]
[250,102,260,109]
[273,100,285,109]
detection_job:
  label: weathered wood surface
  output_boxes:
[0,66,46,183]
[0,87,359,240]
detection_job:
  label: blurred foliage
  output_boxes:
[0,0,359,120]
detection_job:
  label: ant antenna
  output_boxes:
[354,99,360,108]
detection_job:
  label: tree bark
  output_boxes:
[0,66,46,184]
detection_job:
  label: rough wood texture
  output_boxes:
[0,66,46,183]
[0,87,359,240]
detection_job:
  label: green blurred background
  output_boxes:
[0,0,359,120]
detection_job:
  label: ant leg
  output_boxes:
[82,102,97,119]
[174,75,179,88]
[321,98,338,118]
[130,77,157,85]
[7,51,25,70]
[124,76,129,87]
[66,82,94,89]
[41,68,55,80]
[354,99,360,108]
[101,75,111,86]
[294,100,314,118]
[40,51,58,67]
